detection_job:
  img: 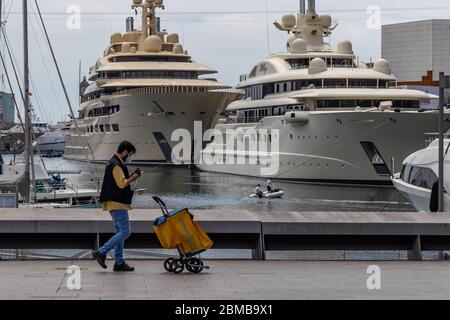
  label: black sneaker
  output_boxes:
[93,250,107,269]
[113,262,135,272]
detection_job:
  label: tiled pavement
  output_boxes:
[1,260,450,300]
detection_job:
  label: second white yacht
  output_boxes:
[198,0,448,185]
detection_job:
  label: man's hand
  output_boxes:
[134,168,143,177]
[126,169,142,186]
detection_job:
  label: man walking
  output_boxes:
[93,141,142,272]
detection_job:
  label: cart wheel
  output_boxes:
[186,258,204,274]
[164,258,175,272]
[170,259,185,274]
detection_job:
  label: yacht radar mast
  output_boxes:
[131,0,165,37]
[274,0,337,52]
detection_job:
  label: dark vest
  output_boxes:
[99,154,134,205]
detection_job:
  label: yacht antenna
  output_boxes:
[300,0,306,14]
[132,0,165,37]
[307,0,316,13]
[265,0,270,55]
[78,60,81,106]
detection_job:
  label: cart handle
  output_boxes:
[152,195,169,216]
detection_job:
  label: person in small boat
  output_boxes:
[267,178,274,193]
[255,184,263,198]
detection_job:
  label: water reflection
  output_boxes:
[42,157,413,212]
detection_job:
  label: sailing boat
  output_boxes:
[0,0,99,205]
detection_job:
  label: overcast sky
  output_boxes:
[2,0,450,123]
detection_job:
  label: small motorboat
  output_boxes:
[250,189,285,199]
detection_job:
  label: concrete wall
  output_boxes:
[382,19,450,82]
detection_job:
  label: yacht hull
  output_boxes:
[64,91,239,163]
[197,111,449,184]
[391,177,436,212]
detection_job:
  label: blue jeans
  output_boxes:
[99,210,131,265]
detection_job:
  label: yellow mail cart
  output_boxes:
[152,196,213,274]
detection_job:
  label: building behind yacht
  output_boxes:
[382,20,450,109]
[65,0,240,164]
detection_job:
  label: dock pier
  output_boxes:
[1,209,450,299]
[1,209,450,261]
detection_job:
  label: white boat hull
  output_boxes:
[391,138,450,212]
[64,91,239,163]
[250,190,285,199]
[19,189,99,203]
[198,111,448,184]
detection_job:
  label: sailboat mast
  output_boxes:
[23,0,33,203]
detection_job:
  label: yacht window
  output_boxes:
[111,56,191,63]
[331,58,354,68]
[324,79,347,88]
[244,85,263,100]
[88,105,120,118]
[401,165,438,190]
[263,83,274,97]
[379,80,390,88]
[287,58,310,70]
[105,124,111,133]
[112,124,120,132]
[348,79,378,88]
[318,100,419,109]
[294,80,322,90]
[114,71,197,79]
[272,106,285,116]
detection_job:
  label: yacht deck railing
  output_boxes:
[110,86,242,96]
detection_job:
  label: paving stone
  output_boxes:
[1,260,450,299]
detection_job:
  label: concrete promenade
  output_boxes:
[2,209,450,260]
[1,260,450,300]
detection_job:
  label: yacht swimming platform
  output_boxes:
[0,209,450,261]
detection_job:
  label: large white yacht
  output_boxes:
[65,0,240,164]
[197,0,449,185]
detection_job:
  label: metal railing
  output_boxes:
[424,132,450,147]
[240,74,249,82]
[234,116,266,124]
[110,85,239,97]
[2,209,450,261]
[0,249,27,260]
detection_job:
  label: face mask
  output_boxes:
[125,154,134,163]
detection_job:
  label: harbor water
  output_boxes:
[3,156,442,262]
[42,157,413,212]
